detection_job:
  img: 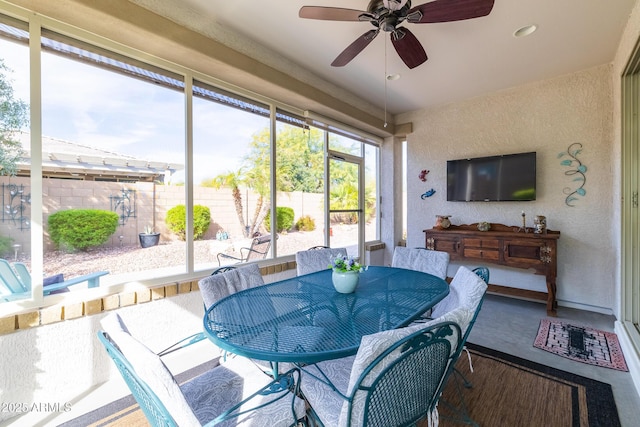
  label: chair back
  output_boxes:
[472,266,490,284]
[0,259,27,293]
[431,266,487,320]
[98,330,178,427]
[199,263,265,310]
[245,234,273,262]
[391,247,450,279]
[296,247,348,276]
[98,313,199,426]
[343,321,462,426]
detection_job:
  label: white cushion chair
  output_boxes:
[98,313,306,426]
[300,308,468,427]
[431,265,488,329]
[295,247,348,276]
[199,263,265,310]
[391,246,450,279]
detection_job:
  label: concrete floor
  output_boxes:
[4,294,639,426]
[469,294,640,427]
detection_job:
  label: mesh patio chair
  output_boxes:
[98,313,306,427]
[217,234,275,266]
[391,246,450,279]
[198,263,265,311]
[300,319,465,427]
[471,266,490,285]
[295,247,348,276]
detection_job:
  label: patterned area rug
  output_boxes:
[534,319,628,371]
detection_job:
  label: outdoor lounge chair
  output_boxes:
[216,234,274,266]
[0,259,108,301]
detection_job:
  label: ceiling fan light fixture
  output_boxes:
[514,24,537,38]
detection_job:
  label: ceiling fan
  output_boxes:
[299,0,495,69]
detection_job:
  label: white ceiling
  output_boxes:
[132,0,636,116]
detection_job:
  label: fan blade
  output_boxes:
[331,29,379,67]
[299,6,367,21]
[391,27,428,69]
[407,0,494,23]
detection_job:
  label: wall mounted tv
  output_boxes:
[447,152,536,202]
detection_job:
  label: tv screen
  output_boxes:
[447,152,536,201]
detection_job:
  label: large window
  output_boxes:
[193,81,271,267]
[0,10,380,308]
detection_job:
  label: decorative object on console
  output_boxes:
[477,221,491,232]
[434,215,451,229]
[515,211,528,233]
[559,142,587,207]
[418,169,429,182]
[534,215,547,234]
[421,188,436,199]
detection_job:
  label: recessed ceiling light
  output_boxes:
[386,73,401,81]
[514,24,537,38]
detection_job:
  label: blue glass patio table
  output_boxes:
[203,266,449,367]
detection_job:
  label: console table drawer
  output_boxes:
[463,238,499,249]
[464,248,500,260]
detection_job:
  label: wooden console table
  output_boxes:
[424,223,560,316]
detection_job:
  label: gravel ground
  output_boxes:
[19,226,362,278]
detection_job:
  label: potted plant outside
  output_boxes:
[139,224,160,248]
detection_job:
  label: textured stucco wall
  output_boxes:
[0,291,208,423]
[396,64,615,312]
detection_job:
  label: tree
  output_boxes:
[0,59,28,176]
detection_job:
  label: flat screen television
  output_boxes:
[447,152,536,201]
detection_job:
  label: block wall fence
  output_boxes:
[0,176,325,255]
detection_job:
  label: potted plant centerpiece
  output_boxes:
[139,224,160,248]
[329,255,366,293]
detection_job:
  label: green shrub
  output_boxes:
[0,235,12,256]
[265,207,294,233]
[166,204,211,240]
[295,215,316,231]
[48,209,119,251]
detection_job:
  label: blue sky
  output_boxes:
[1,36,270,184]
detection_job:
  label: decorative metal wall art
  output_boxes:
[421,188,436,199]
[110,188,136,226]
[2,183,31,230]
[559,143,587,207]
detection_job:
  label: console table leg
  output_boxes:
[546,278,557,316]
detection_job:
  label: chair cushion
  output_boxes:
[430,266,488,330]
[182,356,306,427]
[43,273,69,294]
[391,247,450,279]
[296,248,348,276]
[199,263,265,310]
[300,356,356,427]
[100,313,200,426]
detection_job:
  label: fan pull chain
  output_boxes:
[384,34,388,128]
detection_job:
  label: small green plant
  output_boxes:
[142,224,155,234]
[165,204,211,240]
[264,207,294,233]
[295,215,316,232]
[48,209,119,251]
[0,235,13,256]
